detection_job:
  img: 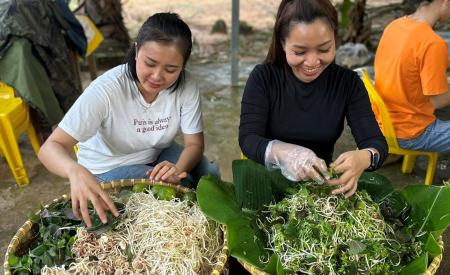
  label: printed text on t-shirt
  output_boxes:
[134,116,171,133]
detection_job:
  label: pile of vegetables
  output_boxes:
[259,184,421,274]
[197,160,450,275]
[7,200,81,274]
[7,183,224,275]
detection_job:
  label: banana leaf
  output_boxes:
[399,253,428,275]
[424,233,442,259]
[232,159,293,210]
[197,160,450,275]
[400,184,450,238]
[197,175,268,268]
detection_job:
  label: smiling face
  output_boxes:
[282,19,336,83]
[135,41,184,102]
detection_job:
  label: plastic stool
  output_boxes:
[0,97,41,187]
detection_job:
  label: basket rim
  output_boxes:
[238,236,445,275]
[3,179,229,275]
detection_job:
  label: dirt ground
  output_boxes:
[122,0,402,36]
[122,0,403,63]
[2,0,450,274]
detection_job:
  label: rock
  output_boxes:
[211,19,227,34]
[239,21,254,35]
[335,42,372,69]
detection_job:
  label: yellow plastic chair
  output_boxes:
[240,152,247,160]
[360,68,438,185]
[0,81,15,99]
[0,85,41,187]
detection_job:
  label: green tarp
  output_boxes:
[0,38,63,126]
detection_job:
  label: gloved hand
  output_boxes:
[264,140,329,183]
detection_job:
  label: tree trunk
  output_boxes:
[77,0,130,52]
[342,0,371,45]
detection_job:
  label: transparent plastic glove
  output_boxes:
[264,140,329,183]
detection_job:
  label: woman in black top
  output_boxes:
[239,0,388,198]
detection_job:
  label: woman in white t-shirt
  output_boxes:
[38,12,220,227]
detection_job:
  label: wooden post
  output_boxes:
[231,0,240,87]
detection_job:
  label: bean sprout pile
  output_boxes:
[42,192,223,274]
[258,184,422,274]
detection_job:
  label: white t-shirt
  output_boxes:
[59,65,203,174]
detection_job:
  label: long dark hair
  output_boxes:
[264,0,338,67]
[124,12,192,92]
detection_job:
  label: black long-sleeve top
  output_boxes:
[239,63,388,170]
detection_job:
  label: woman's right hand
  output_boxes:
[37,127,119,227]
[265,140,329,183]
[67,164,119,227]
[147,160,188,184]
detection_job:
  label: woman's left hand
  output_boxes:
[147,160,188,184]
[326,150,371,198]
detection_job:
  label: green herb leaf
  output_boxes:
[8,254,20,267]
[347,240,367,255]
[30,244,47,257]
[182,191,197,203]
[151,185,177,200]
[127,244,134,262]
[132,183,148,193]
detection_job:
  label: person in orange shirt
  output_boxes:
[374,0,450,154]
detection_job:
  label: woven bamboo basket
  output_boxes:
[238,237,444,275]
[3,179,229,275]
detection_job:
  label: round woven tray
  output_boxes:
[3,179,229,275]
[238,237,444,275]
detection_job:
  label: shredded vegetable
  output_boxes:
[42,192,223,274]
